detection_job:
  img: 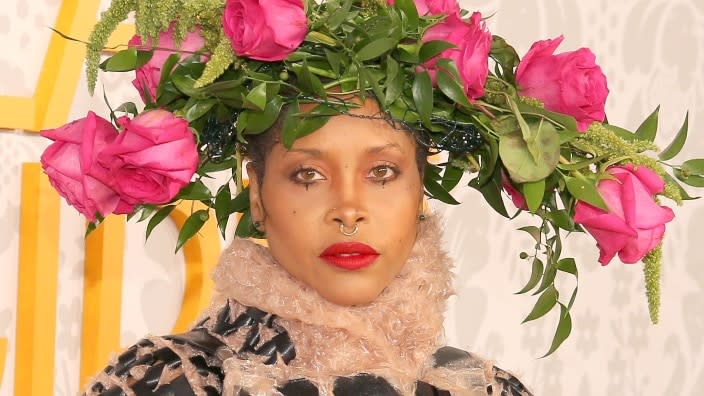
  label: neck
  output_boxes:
[210,214,453,393]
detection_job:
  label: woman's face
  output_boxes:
[247,99,424,306]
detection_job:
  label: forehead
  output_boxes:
[285,99,417,157]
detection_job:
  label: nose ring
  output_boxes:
[339,222,359,236]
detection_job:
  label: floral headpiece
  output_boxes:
[40,0,704,354]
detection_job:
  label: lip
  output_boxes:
[319,242,380,270]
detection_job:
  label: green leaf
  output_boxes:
[184,98,217,122]
[215,184,232,239]
[516,102,578,133]
[325,49,342,76]
[242,96,284,134]
[663,172,700,200]
[541,305,572,357]
[522,286,558,323]
[564,176,608,211]
[115,102,138,116]
[99,49,152,72]
[412,70,433,128]
[245,83,268,111]
[357,38,399,61]
[469,168,509,218]
[499,125,560,183]
[175,210,209,252]
[516,257,544,294]
[384,56,404,106]
[282,103,337,148]
[296,60,325,97]
[359,67,385,105]
[518,226,541,243]
[681,159,704,175]
[235,209,259,237]
[424,172,460,205]
[635,105,660,142]
[522,179,545,213]
[674,169,704,187]
[326,0,353,30]
[136,205,158,222]
[418,40,456,63]
[534,259,557,295]
[230,187,251,213]
[176,181,212,201]
[557,257,577,276]
[441,163,463,191]
[436,60,471,108]
[146,205,176,240]
[394,0,419,30]
[659,112,689,160]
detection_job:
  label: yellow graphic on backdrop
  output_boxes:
[0,338,7,387]
[14,164,60,396]
[0,0,134,132]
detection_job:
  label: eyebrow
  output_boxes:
[287,143,403,157]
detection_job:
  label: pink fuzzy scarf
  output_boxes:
[197,214,497,395]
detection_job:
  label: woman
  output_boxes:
[39,0,699,394]
[79,97,532,395]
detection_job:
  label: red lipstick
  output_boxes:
[319,242,379,270]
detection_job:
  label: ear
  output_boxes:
[246,163,266,231]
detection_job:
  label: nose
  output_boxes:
[324,177,368,229]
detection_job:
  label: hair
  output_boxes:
[242,101,430,182]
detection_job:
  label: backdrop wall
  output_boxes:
[0,1,702,395]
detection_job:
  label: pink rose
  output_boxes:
[420,12,492,101]
[574,165,675,265]
[99,110,199,206]
[501,171,528,210]
[222,0,307,61]
[129,24,207,103]
[387,0,459,16]
[40,112,129,221]
[515,35,609,132]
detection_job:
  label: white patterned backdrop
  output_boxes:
[0,0,703,395]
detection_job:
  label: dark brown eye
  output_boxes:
[293,168,325,183]
[368,166,396,180]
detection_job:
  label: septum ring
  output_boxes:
[339,222,359,236]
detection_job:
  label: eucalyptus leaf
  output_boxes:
[412,71,433,128]
[659,112,689,160]
[635,105,660,142]
[522,286,558,323]
[564,175,608,211]
[175,210,209,252]
[499,125,560,183]
[516,257,544,295]
[541,305,572,357]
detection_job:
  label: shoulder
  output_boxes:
[420,346,534,396]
